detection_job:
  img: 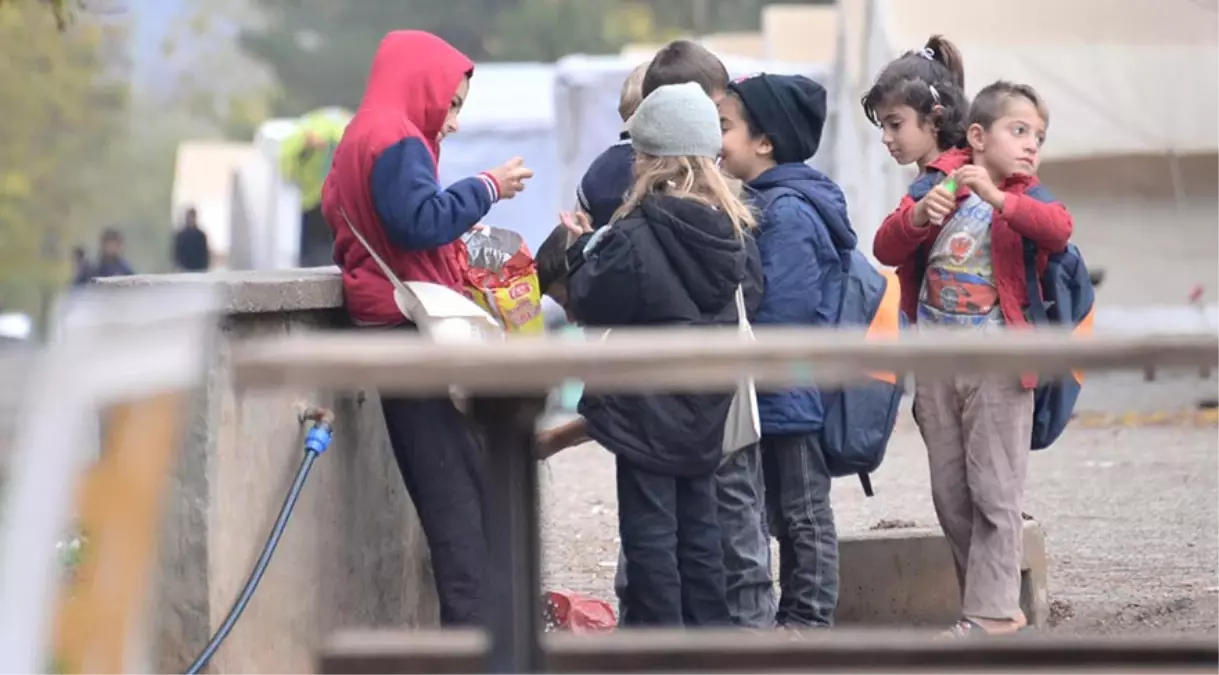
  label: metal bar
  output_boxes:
[0,286,217,673]
[316,628,1219,674]
[469,397,545,673]
[232,329,1219,396]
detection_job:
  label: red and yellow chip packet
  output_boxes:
[459,226,545,333]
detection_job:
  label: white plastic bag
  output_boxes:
[721,285,761,458]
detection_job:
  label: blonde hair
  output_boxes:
[618,63,649,122]
[612,153,756,236]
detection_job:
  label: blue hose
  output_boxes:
[184,421,332,674]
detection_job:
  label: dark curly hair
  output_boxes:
[860,35,969,152]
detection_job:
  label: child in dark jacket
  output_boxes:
[873,81,1073,637]
[563,82,761,627]
[548,40,774,630]
[718,73,858,628]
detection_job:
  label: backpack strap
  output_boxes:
[757,185,878,497]
[907,170,950,294]
[1020,185,1058,326]
[908,169,947,201]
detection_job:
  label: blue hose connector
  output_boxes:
[305,423,332,454]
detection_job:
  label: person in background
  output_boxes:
[320,30,532,627]
[718,72,853,628]
[71,245,92,286]
[91,228,135,278]
[281,107,352,267]
[173,206,211,272]
[873,81,1072,637]
[562,82,759,627]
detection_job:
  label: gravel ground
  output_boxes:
[540,371,1219,638]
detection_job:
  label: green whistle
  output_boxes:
[941,176,957,193]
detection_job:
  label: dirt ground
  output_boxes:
[539,371,1219,638]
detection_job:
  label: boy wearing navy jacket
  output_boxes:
[719,73,857,628]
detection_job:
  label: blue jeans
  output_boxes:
[762,432,838,627]
[615,457,730,627]
[615,446,775,628]
[716,443,776,628]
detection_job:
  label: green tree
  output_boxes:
[0,1,129,322]
[0,0,82,29]
[239,0,509,116]
[237,0,833,119]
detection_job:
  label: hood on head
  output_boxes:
[360,31,473,148]
[640,195,746,313]
[750,163,858,252]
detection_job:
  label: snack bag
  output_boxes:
[459,226,545,333]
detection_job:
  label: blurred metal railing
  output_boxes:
[0,286,1216,673]
[228,326,1219,674]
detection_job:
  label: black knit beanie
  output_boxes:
[727,74,828,164]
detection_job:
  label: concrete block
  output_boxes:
[836,519,1049,627]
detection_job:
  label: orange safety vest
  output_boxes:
[865,269,903,385]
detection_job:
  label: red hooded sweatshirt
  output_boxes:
[872,148,1074,387]
[322,31,501,325]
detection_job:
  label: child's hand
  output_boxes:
[488,157,534,199]
[954,166,1006,210]
[559,210,592,237]
[536,428,562,460]
[914,183,957,227]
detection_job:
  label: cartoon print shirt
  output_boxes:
[918,192,1004,329]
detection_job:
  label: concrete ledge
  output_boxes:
[96,267,343,315]
[97,269,437,673]
[837,519,1048,627]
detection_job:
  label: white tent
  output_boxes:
[230,119,304,271]
[554,53,836,213]
[835,0,1219,308]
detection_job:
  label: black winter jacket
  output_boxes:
[566,194,764,476]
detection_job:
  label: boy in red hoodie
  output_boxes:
[873,81,1072,637]
[321,31,532,626]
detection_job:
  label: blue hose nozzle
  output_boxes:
[304,423,332,454]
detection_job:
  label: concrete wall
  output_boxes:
[100,269,438,673]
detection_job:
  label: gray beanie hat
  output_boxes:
[627,82,722,159]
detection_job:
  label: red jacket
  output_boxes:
[322,31,497,325]
[872,149,1074,386]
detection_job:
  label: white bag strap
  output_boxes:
[734,285,752,332]
[339,207,413,298]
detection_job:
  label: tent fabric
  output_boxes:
[876,0,1219,159]
[833,0,1219,260]
[439,62,562,250]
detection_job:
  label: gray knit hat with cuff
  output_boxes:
[627,82,722,159]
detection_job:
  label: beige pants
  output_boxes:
[914,373,1034,621]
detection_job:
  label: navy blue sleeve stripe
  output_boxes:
[369,137,495,251]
